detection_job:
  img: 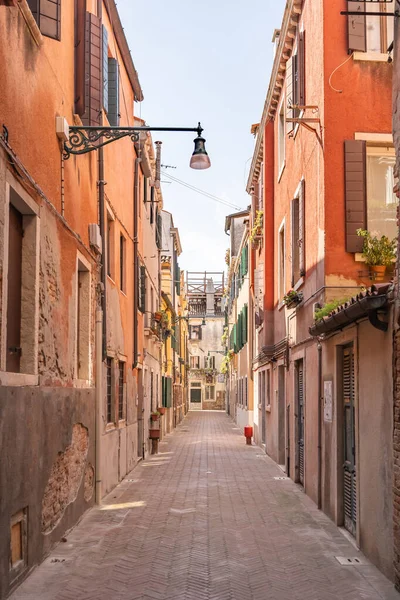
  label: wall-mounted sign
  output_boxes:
[324,380,333,422]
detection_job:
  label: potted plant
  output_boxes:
[151,411,160,422]
[357,229,396,281]
[283,289,303,308]
[154,311,162,322]
[249,210,264,247]
[157,406,166,416]
[149,429,160,439]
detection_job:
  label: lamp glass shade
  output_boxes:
[190,135,211,170]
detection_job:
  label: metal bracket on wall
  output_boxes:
[286,104,323,147]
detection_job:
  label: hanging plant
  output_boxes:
[249,210,264,244]
[225,248,230,266]
[283,290,303,308]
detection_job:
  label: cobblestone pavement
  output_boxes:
[11,412,399,600]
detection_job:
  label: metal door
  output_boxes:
[261,372,266,445]
[343,347,357,536]
[7,205,23,373]
[297,360,305,486]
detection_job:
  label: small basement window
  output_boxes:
[10,509,27,580]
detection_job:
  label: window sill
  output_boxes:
[74,378,91,388]
[266,405,271,413]
[353,51,390,63]
[278,300,285,311]
[294,277,304,291]
[107,275,116,286]
[278,162,286,183]
[120,289,127,297]
[0,372,38,387]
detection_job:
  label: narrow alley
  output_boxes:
[10,412,397,600]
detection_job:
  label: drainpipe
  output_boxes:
[317,339,322,510]
[133,158,139,369]
[95,306,103,505]
[98,148,107,359]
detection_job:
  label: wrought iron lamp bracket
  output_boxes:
[63,123,204,160]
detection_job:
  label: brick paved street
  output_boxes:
[11,412,399,600]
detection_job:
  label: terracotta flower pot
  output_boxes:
[151,413,160,422]
[154,312,162,322]
[370,265,386,282]
[157,407,166,416]
[149,429,160,439]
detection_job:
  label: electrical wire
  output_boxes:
[328,52,354,94]
[161,171,243,210]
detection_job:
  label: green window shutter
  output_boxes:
[237,314,242,350]
[162,376,166,407]
[176,265,181,295]
[166,378,172,408]
[108,58,120,126]
[244,245,248,276]
[243,305,248,344]
[233,324,237,353]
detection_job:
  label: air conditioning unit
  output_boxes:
[88,224,102,254]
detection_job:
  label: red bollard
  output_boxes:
[244,426,253,445]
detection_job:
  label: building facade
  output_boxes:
[0,2,188,597]
[244,0,394,581]
[187,272,226,411]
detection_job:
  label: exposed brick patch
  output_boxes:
[41,424,89,534]
[84,464,94,502]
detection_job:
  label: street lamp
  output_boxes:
[201,318,207,326]
[63,121,211,169]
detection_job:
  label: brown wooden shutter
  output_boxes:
[27,0,61,40]
[299,31,306,107]
[286,56,294,135]
[291,199,297,288]
[347,1,366,53]
[344,140,366,252]
[74,0,86,116]
[82,11,102,126]
[299,179,305,276]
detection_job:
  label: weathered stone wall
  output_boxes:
[0,387,95,598]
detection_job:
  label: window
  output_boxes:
[366,147,397,239]
[77,258,90,380]
[190,356,200,369]
[5,186,39,376]
[138,264,146,313]
[107,58,120,127]
[119,235,126,292]
[205,385,215,401]
[27,0,61,40]
[366,4,393,53]
[244,376,248,408]
[348,4,393,54]
[150,371,154,411]
[106,357,113,423]
[190,325,202,341]
[143,177,148,204]
[286,32,305,136]
[107,212,115,279]
[291,180,305,287]
[259,164,264,211]
[10,509,27,580]
[118,361,125,420]
[266,370,271,406]
[278,222,286,300]
[210,356,215,370]
[345,141,398,252]
[278,101,286,173]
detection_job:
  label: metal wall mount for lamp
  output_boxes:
[63,122,211,170]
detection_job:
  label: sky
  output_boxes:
[117,0,286,275]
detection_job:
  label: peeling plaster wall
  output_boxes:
[0,387,95,598]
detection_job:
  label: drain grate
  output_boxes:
[273,476,290,481]
[335,556,366,566]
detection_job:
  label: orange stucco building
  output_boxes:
[246,0,395,580]
[0,0,155,596]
